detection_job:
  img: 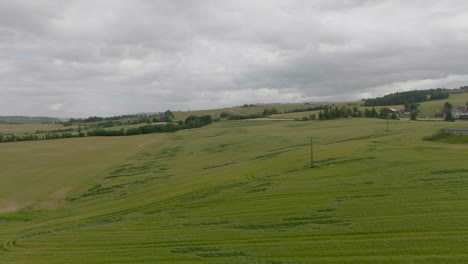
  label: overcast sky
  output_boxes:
[1,0,468,117]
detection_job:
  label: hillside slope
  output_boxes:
[0,116,61,124]
[1,119,467,263]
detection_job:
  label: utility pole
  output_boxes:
[310,137,314,168]
[386,114,389,132]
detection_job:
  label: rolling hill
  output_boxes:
[0,116,61,124]
[1,117,467,263]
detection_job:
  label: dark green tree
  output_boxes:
[445,112,455,122]
[408,103,420,120]
[379,108,388,119]
[371,107,378,117]
[443,102,453,113]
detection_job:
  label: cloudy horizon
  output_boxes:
[1,0,468,118]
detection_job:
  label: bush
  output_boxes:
[445,112,455,122]
[423,130,450,141]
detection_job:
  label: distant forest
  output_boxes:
[0,116,61,124]
[364,88,450,107]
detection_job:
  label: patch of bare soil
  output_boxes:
[0,202,22,213]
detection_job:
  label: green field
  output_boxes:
[418,93,468,116]
[267,93,468,120]
[172,103,337,121]
[0,124,68,136]
[1,118,468,263]
[175,93,467,121]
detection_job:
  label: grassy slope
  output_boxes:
[172,93,467,121]
[171,103,349,121]
[269,93,468,120]
[418,93,468,116]
[0,122,157,138]
[0,124,69,136]
[0,135,165,212]
[1,119,468,263]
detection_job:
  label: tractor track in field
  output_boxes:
[0,236,20,252]
[2,155,453,253]
[1,178,251,250]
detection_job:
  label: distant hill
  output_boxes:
[0,116,61,124]
[363,89,451,106]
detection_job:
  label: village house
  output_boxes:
[452,109,468,119]
[400,108,412,116]
[387,108,399,118]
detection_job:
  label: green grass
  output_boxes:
[268,93,468,120]
[424,129,468,144]
[418,93,468,116]
[1,119,468,263]
[269,110,322,119]
[172,102,359,120]
[0,124,71,136]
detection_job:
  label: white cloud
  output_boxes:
[118,59,144,74]
[48,103,64,111]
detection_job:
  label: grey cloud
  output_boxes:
[1,0,468,117]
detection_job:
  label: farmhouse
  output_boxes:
[400,108,412,116]
[387,108,399,118]
[453,109,468,119]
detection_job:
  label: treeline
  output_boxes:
[64,116,165,128]
[224,108,279,120]
[221,105,327,120]
[35,128,74,134]
[364,89,449,106]
[363,107,386,118]
[0,132,78,143]
[318,106,363,120]
[63,110,175,126]
[87,115,212,137]
[0,115,212,143]
[64,115,135,126]
[298,106,399,121]
[285,105,325,113]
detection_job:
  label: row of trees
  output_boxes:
[310,105,418,121]
[63,110,175,127]
[87,115,212,137]
[364,89,449,106]
[35,127,74,134]
[225,108,279,120]
[0,115,213,143]
[317,106,364,120]
[222,105,326,120]
[285,105,325,113]
[0,132,80,143]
